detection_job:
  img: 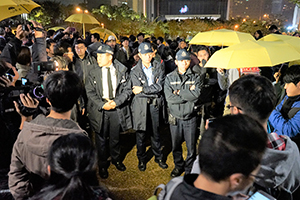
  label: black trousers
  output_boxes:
[170,116,197,174]
[95,109,121,168]
[136,104,163,162]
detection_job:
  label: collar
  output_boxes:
[142,63,152,70]
[103,63,114,69]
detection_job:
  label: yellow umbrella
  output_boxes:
[205,40,300,69]
[48,26,65,31]
[189,29,255,46]
[0,0,40,21]
[65,13,100,39]
[259,33,300,52]
[89,27,117,42]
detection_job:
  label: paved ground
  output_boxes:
[98,126,188,200]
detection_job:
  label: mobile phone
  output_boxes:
[6,68,15,76]
[248,190,276,200]
[21,78,28,86]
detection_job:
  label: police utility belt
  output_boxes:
[147,97,158,106]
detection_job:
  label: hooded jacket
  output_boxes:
[9,115,86,200]
[255,136,300,195]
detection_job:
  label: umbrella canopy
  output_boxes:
[89,27,117,42]
[0,0,40,21]
[65,13,100,25]
[205,40,300,69]
[259,33,300,52]
[65,13,100,39]
[48,26,65,31]
[189,29,255,46]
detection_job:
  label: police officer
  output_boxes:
[85,44,132,179]
[130,42,168,171]
[164,49,202,177]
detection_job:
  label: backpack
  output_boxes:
[148,176,183,200]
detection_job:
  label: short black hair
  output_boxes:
[121,36,129,43]
[43,71,83,113]
[157,37,164,43]
[129,35,136,42]
[199,114,267,182]
[91,33,100,41]
[269,25,278,31]
[229,75,276,123]
[46,39,56,49]
[47,30,55,38]
[75,40,86,47]
[137,32,145,38]
[283,65,300,85]
[53,40,72,56]
[193,45,209,54]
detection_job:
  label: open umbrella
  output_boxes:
[89,27,117,42]
[65,13,100,39]
[259,33,300,52]
[189,29,255,46]
[48,26,65,31]
[0,0,40,21]
[205,40,300,69]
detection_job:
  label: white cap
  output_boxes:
[107,35,116,41]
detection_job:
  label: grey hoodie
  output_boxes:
[256,136,300,194]
[9,115,86,200]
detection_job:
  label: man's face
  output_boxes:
[179,41,187,49]
[122,40,129,48]
[139,52,154,65]
[137,35,144,43]
[91,35,95,43]
[175,59,191,72]
[97,53,112,67]
[284,82,300,97]
[197,50,209,62]
[47,42,56,57]
[107,40,116,49]
[75,43,87,58]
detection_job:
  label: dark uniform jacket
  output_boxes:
[72,52,97,83]
[115,47,132,69]
[130,59,165,131]
[85,59,132,134]
[164,67,202,120]
[192,64,218,104]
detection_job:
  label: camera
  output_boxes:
[0,85,45,116]
[22,22,34,32]
[33,61,56,74]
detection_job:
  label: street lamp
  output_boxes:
[234,24,239,30]
[101,23,104,28]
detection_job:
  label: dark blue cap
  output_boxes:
[176,49,191,61]
[138,42,153,54]
[96,44,114,55]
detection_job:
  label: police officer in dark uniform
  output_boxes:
[130,42,168,171]
[164,49,202,177]
[85,44,132,179]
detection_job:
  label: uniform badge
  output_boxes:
[144,44,149,50]
[182,51,186,56]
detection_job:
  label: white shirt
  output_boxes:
[101,64,117,99]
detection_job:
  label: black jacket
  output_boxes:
[164,67,202,120]
[130,59,165,131]
[85,59,132,133]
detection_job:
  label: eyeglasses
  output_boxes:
[226,104,242,111]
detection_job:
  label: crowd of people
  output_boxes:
[0,20,300,200]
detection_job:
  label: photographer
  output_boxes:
[9,71,86,200]
[0,60,38,199]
